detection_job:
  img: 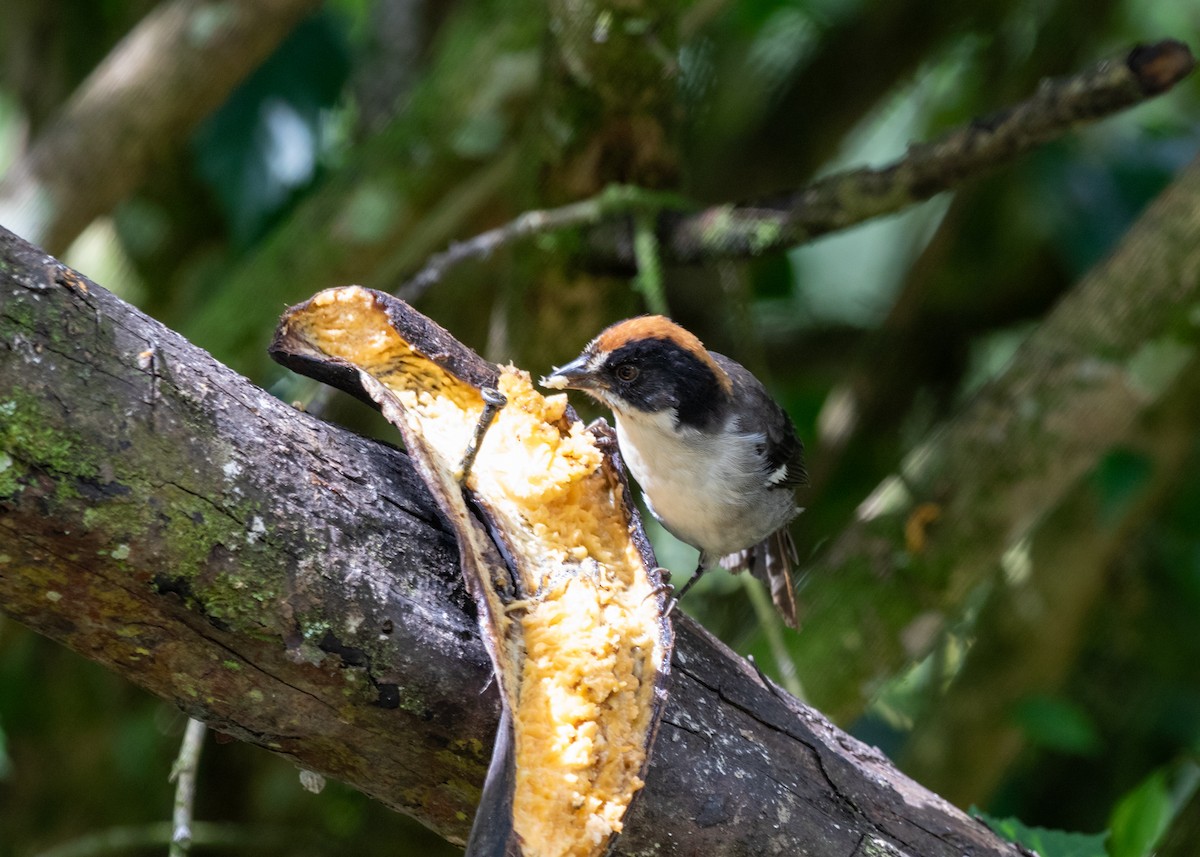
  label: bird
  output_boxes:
[541,315,806,627]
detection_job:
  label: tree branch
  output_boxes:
[656,39,1193,263]
[34,823,289,857]
[0,226,1017,856]
[0,0,323,254]
[169,719,208,857]
[396,186,688,301]
[392,40,1192,289]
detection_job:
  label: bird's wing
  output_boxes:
[712,352,807,488]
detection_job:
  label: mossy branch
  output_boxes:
[391,39,1192,286]
[902,358,1200,805]
[658,39,1193,262]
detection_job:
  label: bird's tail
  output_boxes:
[719,529,799,628]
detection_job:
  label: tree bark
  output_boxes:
[0,226,1018,855]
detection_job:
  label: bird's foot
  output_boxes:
[457,387,508,483]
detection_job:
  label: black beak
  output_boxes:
[540,355,603,392]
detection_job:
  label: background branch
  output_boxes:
[0,227,1019,856]
[901,357,1200,804]
[641,40,1193,265]
[33,823,287,857]
[397,186,688,301]
[0,0,323,255]
[393,40,1192,292]
[169,718,208,857]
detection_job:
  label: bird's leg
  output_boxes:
[458,387,508,484]
[664,561,707,616]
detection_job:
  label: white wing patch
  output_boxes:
[766,463,790,486]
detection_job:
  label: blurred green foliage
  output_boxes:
[192,13,351,246]
[1107,769,1174,857]
[2,0,1200,854]
[1011,694,1102,756]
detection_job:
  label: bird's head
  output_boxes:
[541,316,733,429]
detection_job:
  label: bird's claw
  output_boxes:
[643,572,675,610]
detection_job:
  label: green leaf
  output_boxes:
[1107,770,1172,857]
[973,810,1107,857]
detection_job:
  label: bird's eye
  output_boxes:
[615,364,639,382]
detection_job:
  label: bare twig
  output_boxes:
[741,576,804,699]
[397,185,689,300]
[33,823,287,857]
[392,40,1192,291]
[168,718,207,857]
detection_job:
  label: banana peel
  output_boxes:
[271,287,673,857]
